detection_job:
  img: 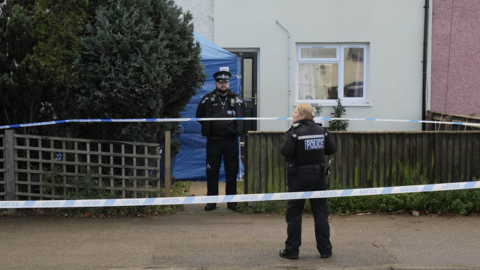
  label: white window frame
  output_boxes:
[296,44,369,106]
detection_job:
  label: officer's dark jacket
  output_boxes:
[280,119,336,165]
[196,89,246,137]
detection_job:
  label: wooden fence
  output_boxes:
[0,134,5,200]
[245,131,480,194]
[0,130,162,201]
[426,110,480,131]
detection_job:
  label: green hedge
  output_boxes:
[241,177,480,216]
[328,177,480,215]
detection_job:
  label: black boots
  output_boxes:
[205,203,238,211]
[204,203,216,211]
[227,203,239,211]
[279,249,332,259]
[320,252,332,259]
[279,249,298,259]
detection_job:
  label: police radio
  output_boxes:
[323,158,333,178]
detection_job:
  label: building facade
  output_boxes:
[431,0,480,118]
[177,0,432,131]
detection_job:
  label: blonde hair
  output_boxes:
[296,102,316,120]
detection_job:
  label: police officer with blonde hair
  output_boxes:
[279,102,336,260]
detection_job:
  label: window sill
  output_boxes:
[294,101,371,107]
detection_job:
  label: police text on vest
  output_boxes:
[304,139,325,150]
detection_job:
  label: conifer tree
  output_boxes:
[328,99,349,131]
[31,0,89,137]
[73,0,205,144]
[0,0,46,134]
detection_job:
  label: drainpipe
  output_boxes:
[422,0,430,131]
[276,20,291,126]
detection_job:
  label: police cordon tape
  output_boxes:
[1,117,480,130]
[2,181,479,209]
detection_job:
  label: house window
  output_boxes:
[296,44,368,104]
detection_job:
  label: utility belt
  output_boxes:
[286,159,333,187]
[286,160,330,177]
[297,164,322,170]
[208,135,236,141]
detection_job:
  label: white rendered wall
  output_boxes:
[214,0,426,132]
[175,0,214,42]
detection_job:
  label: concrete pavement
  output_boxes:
[1,182,480,270]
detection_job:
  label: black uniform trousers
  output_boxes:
[285,166,332,256]
[206,137,239,206]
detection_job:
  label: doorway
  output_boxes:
[232,51,258,166]
[232,52,258,139]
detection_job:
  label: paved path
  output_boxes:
[1,182,480,270]
[182,181,237,214]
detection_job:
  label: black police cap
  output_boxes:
[213,71,231,82]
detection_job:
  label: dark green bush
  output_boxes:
[240,177,480,216]
[328,177,480,216]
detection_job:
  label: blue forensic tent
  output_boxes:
[172,32,243,181]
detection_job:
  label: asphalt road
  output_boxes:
[1,182,479,270]
[1,208,480,270]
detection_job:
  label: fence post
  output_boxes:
[445,116,453,131]
[426,111,433,131]
[164,130,171,197]
[244,134,248,196]
[5,130,15,213]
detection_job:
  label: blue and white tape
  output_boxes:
[1,117,480,130]
[1,181,479,209]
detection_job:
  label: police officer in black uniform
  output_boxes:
[279,102,337,259]
[196,68,246,211]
